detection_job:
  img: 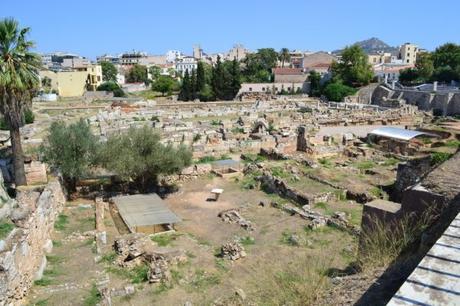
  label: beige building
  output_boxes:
[399,43,419,65]
[368,52,392,65]
[39,64,103,97]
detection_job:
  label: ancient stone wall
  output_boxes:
[0,179,65,304]
[371,85,460,116]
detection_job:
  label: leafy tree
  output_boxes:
[98,126,192,191]
[0,18,42,185]
[399,68,422,86]
[308,70,322,97]
[152,75,176,96]
[100,61,117,82]
[148,65,161,80]
[323,81,356,102]
[331,45,373,87]
[242,48,278,82]
[97,81,125,97]
[415,52,434,80]
[126,64,148,83]
[431,43,460,82]
[279,48,291,68]
[178,70,191,101]
[41,119,99,192]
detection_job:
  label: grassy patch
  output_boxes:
[105,263,149,284]
[187,269,221,293]
[355,160,375,171]
[52,240,62,247]
[215,258,229,272]
[54,214,69,231]
[151,233,181,246]
[83,283,102,306]
[34,277,53,286]
[444,139,460,148]
[381,158,400,167]
[431,152,453,165]
[100,251,117,264]
[239,236,255,246]
[318,158,333,168]
[46,255,64,264]
[270,166,289,178]
[0,219,15,239]
[33,299,49,306]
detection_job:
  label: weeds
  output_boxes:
[151,233,181,246]
[430,152,453,165]
[359,207,438,270]
[0,220,15,239]
[187,269,221,292]
[100,251,117,264]
[239,236,255,246]
[34,278,53,286]
[54,214,69,230]
[83,283,102,306]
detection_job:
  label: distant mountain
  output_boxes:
[333,37,399,55]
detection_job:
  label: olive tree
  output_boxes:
[99,126,192,191]
[41,119,99,192]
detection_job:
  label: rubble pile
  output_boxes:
[112,234,187,283]
[218,209,254,231]
[220,241,247,260]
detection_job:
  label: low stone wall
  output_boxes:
[0,179,66,304]
[256,172,335,206]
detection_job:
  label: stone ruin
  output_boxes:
[220,241,246,261]
[218,208,254,231]
[112,233,187,283]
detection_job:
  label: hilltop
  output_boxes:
[333,37,399,55]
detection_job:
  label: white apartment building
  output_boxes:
[176,56,198,75]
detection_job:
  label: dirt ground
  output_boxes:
[26,174,361,306]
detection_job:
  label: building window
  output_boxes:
[407,53,410,57]
[249,87,252,91]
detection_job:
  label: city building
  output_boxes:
[224,44,250,61]
[166,50,182,63]
[97,54,120,64]
[301,52,337,72]
[373,63,413,82]
[399,43,419,65]
[272,68,306,83]
[176,56,198,75]
[39,64,103,97]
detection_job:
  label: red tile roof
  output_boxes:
[272,67,303,75]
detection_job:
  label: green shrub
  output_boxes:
[54,214,68,231]
[0,220,15,239]
[444,139,460,148]
[193,134,201,142]
[24,109,35,124]
[0,118,9,131]
[83,283,102,306]
[430,152,453,165]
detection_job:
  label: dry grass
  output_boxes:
[359,207,437,270]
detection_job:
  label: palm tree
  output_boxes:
[279,48,291,68]
[0,18,41,186]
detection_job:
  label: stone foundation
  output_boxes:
[0,179,65,305]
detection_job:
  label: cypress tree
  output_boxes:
[212,56,225,100]
[190,68,197,100]
[230,58,241,98]
[179,70,191,101]
[196,61,206,92]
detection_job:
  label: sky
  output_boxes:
[2,0,460,59]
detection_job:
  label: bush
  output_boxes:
[323,81,357,102]
[430,152,453,165]
[0,118,8,130]
[97,81,125,97]
[24,109,34,124]
[0,220,15,239]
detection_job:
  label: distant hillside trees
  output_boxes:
[101,61,117,82]
[179,57,241,101]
